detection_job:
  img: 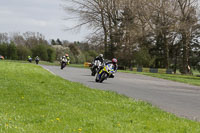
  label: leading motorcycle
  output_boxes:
[95,63,115,83]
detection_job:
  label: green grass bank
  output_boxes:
[0,61,200,132]
[119,70,200,86]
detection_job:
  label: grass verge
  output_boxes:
[2,60,85,68]
[0,61,200,132]
[119,70,200,86]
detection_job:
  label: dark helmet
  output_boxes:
[112,58,117,64]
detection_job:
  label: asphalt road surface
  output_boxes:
[41,65,200,121]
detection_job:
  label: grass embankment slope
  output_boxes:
[0,61,200,133]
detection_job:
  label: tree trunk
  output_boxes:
[173,49,178,74]
[163,33,169,69]
[99,2,108,58]
[182,32,189,74]
[108,7,114,59]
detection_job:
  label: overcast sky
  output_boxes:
[0,0,89,42]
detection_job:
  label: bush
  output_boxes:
[17,45,32,60]
[134,47,155,67]
[84,50,98,62]
[0,43,7,58]
[47,47,56,62]
[7,42,18,60]
[32,44,48,61]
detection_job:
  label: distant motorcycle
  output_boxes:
[96,63,115,83]
[28,58,32,63]
[91,60,103,76]
[35,58,39,64]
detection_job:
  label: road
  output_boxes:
[41,65,200,121]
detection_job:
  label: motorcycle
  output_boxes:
[35,59,39,64]
[95,63,115,83]
[60,59,69,69]
[91,60,103,76]
[28,58,32,63]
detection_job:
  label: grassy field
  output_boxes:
[1,61,200,132]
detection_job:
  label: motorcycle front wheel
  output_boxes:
[99,72,108,83]
[61,62,66,69]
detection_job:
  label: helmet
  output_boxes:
[99,54,103,58]
[112,58,117,64]
[65,54,69,57]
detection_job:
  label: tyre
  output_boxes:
[91,70,96,76]
[61,62,66,69]
[95,74,100,82]
[91,67,97,76]
[99,72,107,83]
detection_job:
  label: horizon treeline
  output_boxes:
[0,32,99,63]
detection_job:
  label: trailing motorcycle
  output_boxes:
[35,57,40,64]
[35,59,39,64]
[95,63,115,83]
[91,60,103,76]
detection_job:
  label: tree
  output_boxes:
[10,32,26,45]
[23,32,48,48]
[31,44,48,61]
[51,39,56,45]
[134,47,155,67]
[63,0,200,72]
[0,33,8,43]
[17,45,32,60]
[0,43,8,58]
[176,0,198,74]
[47,47,56,62]
[69,44,80,56]
[7,42,18,60]
[56,38,62,45]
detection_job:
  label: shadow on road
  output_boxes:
[88,81,111,84]
[82,75,92,77]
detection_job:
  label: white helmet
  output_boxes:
[99,54,103,58]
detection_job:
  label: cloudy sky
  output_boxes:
[0,0,89,42]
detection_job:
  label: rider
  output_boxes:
[35,56,40,64]
[27,56,32,62]
[91,54,104,71]
[98,58,118,78]
[35,56,39,60]
[105,58,118,78]
[61,54,70,64]
[94,54,104,64]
